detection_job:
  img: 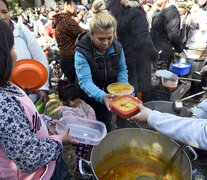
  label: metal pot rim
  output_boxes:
[90,128,192,180]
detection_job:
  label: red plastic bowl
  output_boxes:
[110,95,143,119]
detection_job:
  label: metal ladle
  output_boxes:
[172,91,206,114]
[137,144,186,180]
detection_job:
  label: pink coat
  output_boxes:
[0,83,62,180]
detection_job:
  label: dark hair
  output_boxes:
[58,83,81,102]
[2,0,9,10]
[0,20,14,86]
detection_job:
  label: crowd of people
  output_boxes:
[0,0,207,179]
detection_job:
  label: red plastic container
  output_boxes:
[110,95,143,119]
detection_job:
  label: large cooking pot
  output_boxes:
[185,57,207,93]
[144,101,192,117]
[133,101,192,129]
[80,128,192,180]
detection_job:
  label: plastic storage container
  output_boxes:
[110,95,142,119]
[151,72,160,87]
[56,116,107,146]
[172,62,191,76]
[162,73,178,90]
[107,82,134,97]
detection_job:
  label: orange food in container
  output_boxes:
[107,82,134,97]
[161,73,178,91]
[110,95,143,119]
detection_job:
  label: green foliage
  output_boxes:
[7,0,19,11]
[7,0,34,12]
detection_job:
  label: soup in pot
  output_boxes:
[95,147,181,180]
[100,162,172,180]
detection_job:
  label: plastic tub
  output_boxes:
[110,95,142,119]
[107,82,134,97]
[172,62,191,76]
[162,73,178,91]
[56,116,107,146]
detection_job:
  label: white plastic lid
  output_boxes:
[56,116,107,146]
[155,70,173,78]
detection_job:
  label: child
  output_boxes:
[58,81,96,179]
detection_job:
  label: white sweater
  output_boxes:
[13,22,49,91]
[148,103,207,150]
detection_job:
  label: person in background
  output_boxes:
[0,0,50,106]
[11,11,18,23]
[43,11,56,44]
[106,0,159,106]
[189,2,207,48]
[150,0,167,24]
[197,0,207,10]
[142,0,154,25]
[150,0,193,70]
[58,81,96,179]
[75,0,129,132]
[130,101,207,150]
[35,9,45,37]
[17,15,33,31]
[76,4,91,30]
[39,8,48,25]
[0,19,76,180]
[53,0,84,84]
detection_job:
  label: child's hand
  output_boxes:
[58,129,79,145]
[48,120,60,135]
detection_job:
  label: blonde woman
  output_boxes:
[75,0,129,132]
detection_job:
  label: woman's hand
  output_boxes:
[48,120,60,135]
[130,104,152,124]
[58,129,78,145]
[103,94,114,111]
